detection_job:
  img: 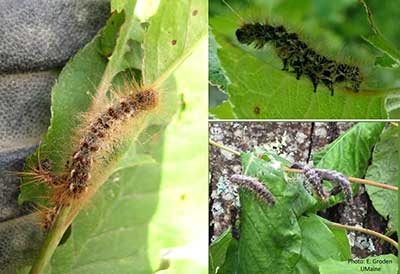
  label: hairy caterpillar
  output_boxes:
[291,163,353,203]
[65,88,158,196]
[230,174,275,206]
[302,165,329,200]
[224,1,363,96]
[22,83,160,228]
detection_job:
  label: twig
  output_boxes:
[325,220,398,249]
[29,206,71,274]
[357,0,381,35]
[209,139,398,192]
[209,139,241,156]
[284,167,398,191]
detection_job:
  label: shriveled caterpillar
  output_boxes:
[230,174,275,206]
[224,1,363,96]
[291,163,353,203]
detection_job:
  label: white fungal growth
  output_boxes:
[230,174,275,206]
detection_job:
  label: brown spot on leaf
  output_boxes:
[171,40,177,45]
[192,10,198,16]
[254,106,261,115]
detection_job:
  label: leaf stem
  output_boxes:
[208,139,398,191]
[209,138,240,156]
[325,220,398,249]
[29,206,72,274]
[357,0,381,35]
[284,167,398,191]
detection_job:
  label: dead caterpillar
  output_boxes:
[302,165,329,200]
[318,169,353,203]
[291,163,353,203]
[224,1,363,96]
[230,174,275,206]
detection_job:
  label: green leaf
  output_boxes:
[209,17,389,119]
[98,12,125,57]
[365,126,398,232]
[209,101,235,119]
[211,233,239,274]
[209,229,233,274]
[328,224,352,260]
[363,34,400,68]
[291,214,351,274]
[313,123,385,175]
[111,0,128,12]
[209,29,229,89]
[145,39,208,274]
[312,123,385,206]
[143,0,207,86]
[319,254,398,274]
[103,0,143,84]
[375,55,399,69]
[43,159,162,274]
[385,93,400,119]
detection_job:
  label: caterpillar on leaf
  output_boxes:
[224,1,363,96]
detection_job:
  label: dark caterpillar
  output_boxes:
[236,23,362,96]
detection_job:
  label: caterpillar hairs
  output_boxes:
[291,163,353,203]
[22,83,160,228]
[65,88,158,196]
[230,174,275,206]
[224,1,363,96]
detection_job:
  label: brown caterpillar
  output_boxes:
[230,174,275,206]
[224,1,363,96]
[21,84,160,229]
[65,88,158,196]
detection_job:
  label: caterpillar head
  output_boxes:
[347,66,362,92]
[336,64,362,92]
[236,23,274,47]
[135,89,159,110]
